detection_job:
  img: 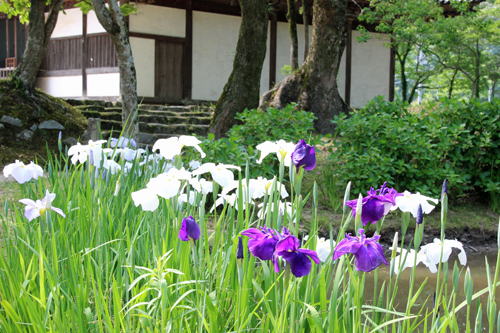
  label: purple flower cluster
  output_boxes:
[242,226,319,277]
[333,229,388,272]
[345,182,401,225]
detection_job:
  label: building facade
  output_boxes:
[1,1,393,109]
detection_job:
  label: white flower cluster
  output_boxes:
[391,239,467,274]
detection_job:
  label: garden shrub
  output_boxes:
[185,104,319,179]
[329,96,500,207]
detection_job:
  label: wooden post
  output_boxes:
[389,37,395,102]
[344,19,352,106]
[6,18,9,59]
[14,17,17,62]
[269,13,277,89]
[184,0,193,100]
[82,13,88,99]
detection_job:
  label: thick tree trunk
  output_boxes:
[91,0,138,139]
[303,0,309,60]
[287,0,299,71]
[13,0,64,90]
[209,0,268,139]
[259,0,350,135]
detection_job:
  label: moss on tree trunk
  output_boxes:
[260,0,350,135]
[209,0,268,139]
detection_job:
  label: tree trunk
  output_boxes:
[287,0,299,71]
[448,69,458,99]
[397,52,408,102]
[303,0,309,60]
[209,0,268,139]
[492,80,497,100]
[13,0,64,90]
[90,0,138,139]
[475,39,480,99]
[259,0,350,135]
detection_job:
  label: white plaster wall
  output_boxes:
[130,37,155,97]
[259,25,271,96]
[87,73,121,97]
[337,52,346,100]
[51,8,82,38]
[130,5,185,37]
[192,12,241,101]
[275,22,313,83]
[350,31,390,108]
[35,76,82,98]
[87,11,106,34]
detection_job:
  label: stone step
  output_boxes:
[75,105,106,112]
[100,120,123,131]
[82,111,122,122]
[141,110,212,118]
[139,105,189,112]
[104,107,123,113]
[139,114,211,125]
[83,111,211,126]
[139,122,209,136]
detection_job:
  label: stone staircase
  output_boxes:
[68,100,213,146]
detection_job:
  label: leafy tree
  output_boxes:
[209,0,269,139]
[357,0,443,103]
[1,0,64,91]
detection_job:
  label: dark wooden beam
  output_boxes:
[82,13,88,98]
[38,67,120,77]
[184,0,193,100]
[13,17,17,61]
[6,18,8,59]
[345,19,352,106]
[389,37,395,101]
[129,32,186,43]
[269,14,277,89]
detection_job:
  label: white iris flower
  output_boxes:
[19,190,66,221]
[392,191,439,218]
[192,163,241,187]
[152,136,206,160]
[256,140,296,166]
[3,160,43,184]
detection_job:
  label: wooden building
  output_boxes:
[0,0,394,109]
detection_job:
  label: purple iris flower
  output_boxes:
[236,236,244,259]
[441,179,448,201]
[273,235,320,277]
[332,229,388,272]
[242,226,290,261]
[291,140,316,171]
[345,182,401,225]
[416,204,423,224]
[178,216,200,242]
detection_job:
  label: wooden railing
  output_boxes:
[0,68,15,80]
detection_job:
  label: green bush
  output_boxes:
[227,103,317,147]
[185,104,319,179]
[329,97,500,206]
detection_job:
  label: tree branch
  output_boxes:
[90,0,115,33]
